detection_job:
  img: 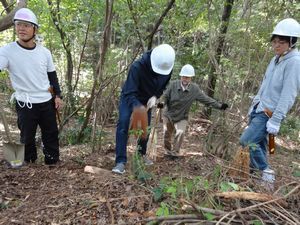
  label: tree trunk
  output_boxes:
[47,0,75,117]
[205,0,234,117]
[91,0,114,151]
[77,0,114,149]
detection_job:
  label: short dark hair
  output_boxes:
[271,35,297,48]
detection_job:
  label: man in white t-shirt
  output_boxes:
[0,8,63,165]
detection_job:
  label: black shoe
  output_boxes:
[45,158,60,165]
[25,159,36,164]
[164,153,180,160]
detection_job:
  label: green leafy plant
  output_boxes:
[0,202,9,210]
[156,202,170,216]
[220,182,240,192]
[280,116,300,143]
[131,147,152,182]
[292,165,300,178]
[250,220,263,225]
[59,117,107,145]
[203,212,215,221]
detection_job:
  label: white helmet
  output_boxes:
[150,44,175,75]
[272,18,300,37]
[14,8,39,28]
[179,64,195,77]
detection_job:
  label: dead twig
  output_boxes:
[106,188,115,224]
[235,199,248,225]
[108,194,152,202]
[216,184,300,225]
[225,214,236,225]
[181,199,225,216]
[264,204,299,225]
[274,181,298,195]
[144,214,199,223]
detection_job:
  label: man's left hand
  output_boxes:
[266,121,280,135]
[220,103,229,110]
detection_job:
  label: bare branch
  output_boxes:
[0,0,27,32]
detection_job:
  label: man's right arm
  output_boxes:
[122,64,142,108]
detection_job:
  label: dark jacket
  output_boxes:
[121,51,171,108]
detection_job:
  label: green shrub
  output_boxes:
[280,116,300,143]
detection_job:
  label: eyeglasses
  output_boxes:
[15,21,34,29]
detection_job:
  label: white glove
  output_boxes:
[266,121,280,135]
[147,96,157,109]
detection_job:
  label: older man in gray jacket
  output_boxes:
[160,64,228,157]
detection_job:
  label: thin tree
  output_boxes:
[77,0,114,148]
[47,0,75,115]
[206,0,234,116]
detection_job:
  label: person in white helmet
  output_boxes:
[112,44,175,174]
[160,64,228,157]
[0,8,63,165]
[240,18,300,182]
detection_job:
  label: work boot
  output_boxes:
[262,168,275,182]
[142,155,153,166]
[164,149,180,159]
[261,168,275,190]
[112,163,126,174]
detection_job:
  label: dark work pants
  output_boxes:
[115,96,151,164]
[16,99,59,164]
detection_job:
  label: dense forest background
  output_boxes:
[1,0,300,148]
[0,0,300,149]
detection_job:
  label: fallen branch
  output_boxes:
[181,199,225,215]
[216,184,300,225]
[214,191,287,207]
[144,214,199,223]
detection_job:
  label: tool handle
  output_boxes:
[56,110,61,124]
[269,134,275,154]
[264,108,276,155]
[0,109,13,143]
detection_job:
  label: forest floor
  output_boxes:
[0,92,299,225]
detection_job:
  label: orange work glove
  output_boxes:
[130,105,148,139]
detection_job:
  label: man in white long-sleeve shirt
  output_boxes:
[240,18,300,181]
[0,8,63,165]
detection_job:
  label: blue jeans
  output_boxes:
[115,96,151,164]
[239,110,269,171]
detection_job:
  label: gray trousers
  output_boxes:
[163,117,188,154]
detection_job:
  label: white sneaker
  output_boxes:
[262,168,275,183]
